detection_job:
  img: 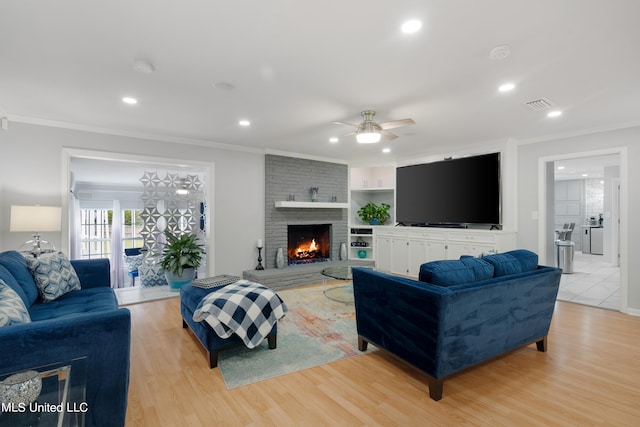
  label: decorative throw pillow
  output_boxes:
[124,254,144,272]
[0,279,31,327]
[25,252,81,302]
[138,264,167,287]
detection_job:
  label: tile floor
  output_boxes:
[114,285,179,306]
[556,251,620,310]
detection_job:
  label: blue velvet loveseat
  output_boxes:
[352,249,562,401]
[0,250,131,426]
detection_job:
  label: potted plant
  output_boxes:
[160,231,205,290]
[357,202,391,225]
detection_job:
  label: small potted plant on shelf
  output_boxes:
[357,202,391,225]
[160,231,205,290]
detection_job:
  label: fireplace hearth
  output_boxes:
[287,224,331,265]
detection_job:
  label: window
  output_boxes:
[79,209,143,259]
[122,209,144,250]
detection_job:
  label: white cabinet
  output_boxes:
[375,233,392,271]
[424,239,447,265]
[391,238,410,275]
[376,228,447,276]
[374,227,516,278]
[446,232,497,259]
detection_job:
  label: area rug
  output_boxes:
[217,282,373,388]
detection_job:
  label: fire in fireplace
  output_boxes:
[287,224,331,265]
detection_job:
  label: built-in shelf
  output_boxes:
[274,201,349,209]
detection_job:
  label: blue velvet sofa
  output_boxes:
[0,250,130,426]
[352,249,562,401]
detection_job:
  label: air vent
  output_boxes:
[525,97,554,111]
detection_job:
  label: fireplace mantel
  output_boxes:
[274,201,349,209]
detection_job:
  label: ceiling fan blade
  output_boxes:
[332,121,359,127]
[379,118,415,130]
[381,130,398,140]
[342,131,356,137]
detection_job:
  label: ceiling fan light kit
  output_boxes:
[356,120,382,143]
[356,132,382,144]
[337,110,415,144]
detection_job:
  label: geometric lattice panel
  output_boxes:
[139,170,206,262]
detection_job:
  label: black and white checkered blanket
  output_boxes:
[192,280,287,349]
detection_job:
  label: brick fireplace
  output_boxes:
[263,154,348,269]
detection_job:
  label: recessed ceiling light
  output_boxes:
[382,148,391,154]
[329,137,339,143]
[238,119,251,127]
[401,20,422,34]
[557,166,566,170]
[498,83,515,92]
[582,173,589,177]
[547,110,563,118]
[122,97,138,105]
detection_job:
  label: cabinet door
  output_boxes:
[425,239,447,262]
[408,239,428,277]
[375,236,392,272]
[391,238,410,275]
[446,242,495,259]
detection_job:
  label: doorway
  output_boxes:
[539,150,626,311]
[61,148,214,292]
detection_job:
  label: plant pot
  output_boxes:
[165,267,196,290]
[369,218,380,225]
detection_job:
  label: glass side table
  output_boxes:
[321,265,373,282]
[321,266,373,304]
[0,357,87,427]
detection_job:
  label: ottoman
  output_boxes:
[180,283,277,368]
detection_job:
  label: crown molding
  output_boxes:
[264,149,348,165]
[517,121,640,146]
[7,114,264,155]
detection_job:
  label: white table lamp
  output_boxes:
[10,205,62,257]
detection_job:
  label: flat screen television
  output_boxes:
[396,152,501,227]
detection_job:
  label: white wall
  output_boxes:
[0,122,265,277]
[517,126,639,314]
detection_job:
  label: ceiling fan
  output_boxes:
[333,110,415,143]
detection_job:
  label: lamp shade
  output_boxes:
[10,206,62,232]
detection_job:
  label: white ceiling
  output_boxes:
[2,0,639,168]
[554,154,620,181]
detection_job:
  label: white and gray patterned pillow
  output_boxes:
[25,252,81,302]
[124,254,144,272]
[0,279,31,327]
[138,264,167,287]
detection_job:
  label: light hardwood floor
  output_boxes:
[124,293,640,426]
